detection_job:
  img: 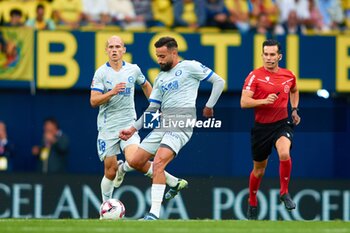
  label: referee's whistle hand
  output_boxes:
[265,93,278,104]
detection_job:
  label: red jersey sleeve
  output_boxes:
[243,71,257,92]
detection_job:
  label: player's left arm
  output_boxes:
[203,73,225,117]
[290,84,301,125]
[141,80,153,99]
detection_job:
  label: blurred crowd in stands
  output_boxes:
[0,0,349,34]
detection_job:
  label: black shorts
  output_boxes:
[251,118,294,162]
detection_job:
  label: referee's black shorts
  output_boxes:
[251,118,294,162]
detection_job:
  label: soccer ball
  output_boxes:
[99,199,125,220]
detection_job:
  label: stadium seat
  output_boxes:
[174,26,196,33]
[148,26,169,32]
[198,27,221,33]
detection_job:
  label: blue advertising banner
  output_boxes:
[0,29,349,92]
[0,174,349,220]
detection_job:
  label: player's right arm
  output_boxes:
[119,78,161,141]
[90,82,126,108]
[119,102,160,141]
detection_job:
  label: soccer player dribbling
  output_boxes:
[120,36,225,220]
[240,39,301,220]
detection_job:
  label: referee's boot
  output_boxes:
[280,193,296,211]
[164,179,188,200]
[113,160,126,188]
[247,205,258,220]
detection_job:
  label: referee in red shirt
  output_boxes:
[241,39,301,220]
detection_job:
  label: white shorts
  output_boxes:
[97,132,140,161]
[139,129,192,155]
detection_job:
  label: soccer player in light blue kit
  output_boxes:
[120,37,225,220]
[90,36,184,205]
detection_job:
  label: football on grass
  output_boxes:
[100,199,125,220]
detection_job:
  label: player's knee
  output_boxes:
[128,158,143,171]
[153,159,165,174]
[278,151,290,161]
[104,167,117,180]
[253,168,265,178]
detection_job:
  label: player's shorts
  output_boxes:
[251,118,294,162]
[139,129,193,156]
[97,132,140,161]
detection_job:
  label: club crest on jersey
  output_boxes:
[284,84,290,93]
[265,76,270,82]
[128,76,134,83]
[175,70,182,76]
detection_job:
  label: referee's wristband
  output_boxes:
[291,107,299,113]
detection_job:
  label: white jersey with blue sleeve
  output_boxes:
[149,60,213,113]
[91,61,146,139]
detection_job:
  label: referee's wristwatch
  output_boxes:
[291,107,299,114]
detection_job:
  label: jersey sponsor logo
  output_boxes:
[143,110,161,129]
[106,81,112,85]
[175,70,182,76]
[161,80,179,93]
[119,87,131,96]
[128,76,134,83]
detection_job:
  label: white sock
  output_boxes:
[150,184,166,218]
[145,163,153,178]
[122,161,134,172]
[145,163,179,187]
[101,176,114,202]
[164,171,179,187]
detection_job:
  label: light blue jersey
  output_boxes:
[91,61,146,139]
[139,60,215,155]
[149,60,213,109]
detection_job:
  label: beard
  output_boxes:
[159,62,173,71]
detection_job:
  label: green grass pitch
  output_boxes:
[0,219,349,233]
